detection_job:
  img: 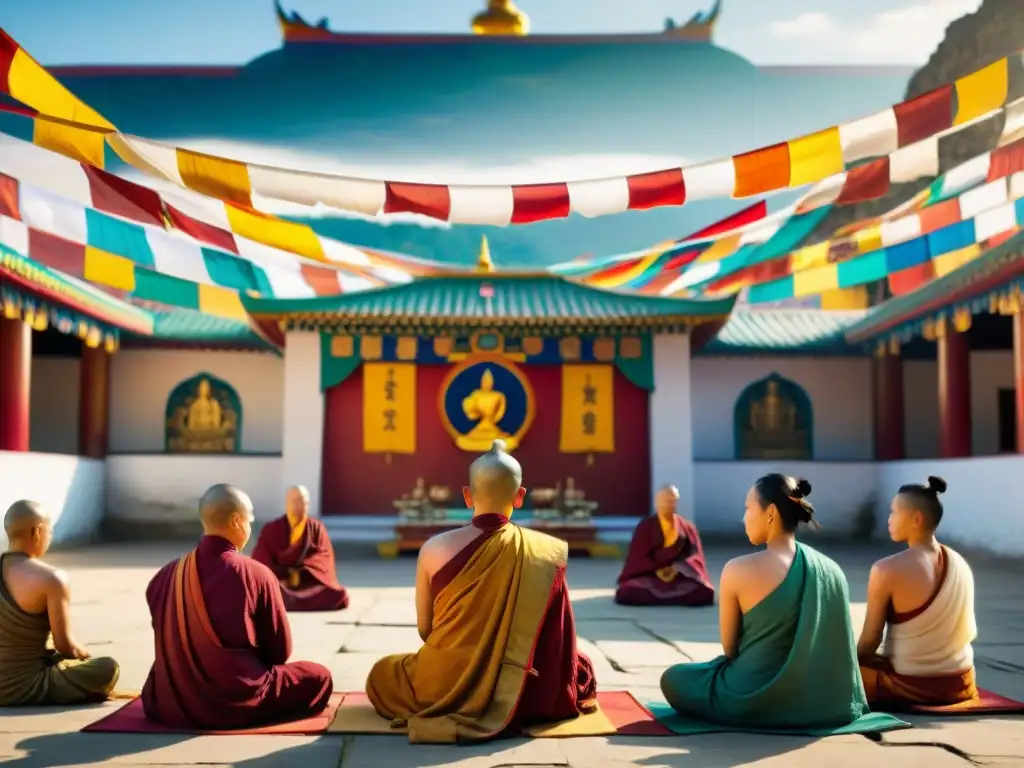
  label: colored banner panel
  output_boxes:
[559,364,615,453]
[362,363,416,454]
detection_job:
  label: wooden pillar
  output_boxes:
[0,316,31,452]
[79,345,111,459]
[873,353,904,460]
[1015,309,1024,454]
[938,327,972,458]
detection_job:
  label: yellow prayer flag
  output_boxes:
[83,247,136,292]
[790,241,829,272]
[788,127,844,187]
[932,243,982,277]
[176,148,253,207]
[854,226,883,255]
[696,233,741,263]
[197,283,248,321]
[559,365,614,453]
[8,49,114,130]
[792,264,840,297]
[954,58,1009,126]
[363,363,416,454]
[224,205,327,262]
[820,286,869,310]
[33,117,107,169]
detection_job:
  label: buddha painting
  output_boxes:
[735,374,812,460]
[165,374,241,453]
[459,368,517,451]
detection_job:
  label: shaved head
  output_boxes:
[468,439,523,506]
[286,485,309,519]
[655,484,680,517]
[4,500,49,539]
[199,484,253,529]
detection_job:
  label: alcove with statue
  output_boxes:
[164,372,243,453]
[734,373,813,460]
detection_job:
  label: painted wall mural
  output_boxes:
[734,373,813,460]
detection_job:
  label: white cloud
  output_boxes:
[768,0,982,64]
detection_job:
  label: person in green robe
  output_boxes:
[0,500,119,706]
[659,474,869,729]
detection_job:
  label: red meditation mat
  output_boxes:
[81,693,345,735]
[899,688,1024,716]
[327,690,673,737]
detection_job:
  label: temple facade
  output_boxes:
[2,237,1023,555]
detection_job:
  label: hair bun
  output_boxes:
[794,478,812,498]
[798,505,815,524]
[926,476,947,495]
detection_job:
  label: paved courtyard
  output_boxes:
[1,541,1022,767]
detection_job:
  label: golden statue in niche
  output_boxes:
[166,375,240,453]
[459,368,516,451]
[737,375,811,460]
[471,0,530,36]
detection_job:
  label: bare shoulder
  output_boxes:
[25,560,68,594]
[720,551,764,582]
[871,550,911,574]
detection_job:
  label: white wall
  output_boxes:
[29,357,80,455]
[904,351,1014,459]
[691,357,874,461]
[106,455,283,524]
[281,332,324,517]
[0,451,105,549]
[878,456,1024,556]
[109,350,284,453]
[693,460,876,534]
[651,334,694,516]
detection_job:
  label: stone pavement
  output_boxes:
[1,542,1022,767]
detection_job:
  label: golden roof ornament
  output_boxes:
[476,236,495,272]
[471,0,530,36]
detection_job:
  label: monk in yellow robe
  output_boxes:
[0,500,119,706]
[365,439,597,743]
[858,476,978,707]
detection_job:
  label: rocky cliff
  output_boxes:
[812,0,1024,242]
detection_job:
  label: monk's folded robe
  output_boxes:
[0,554,119,706]
[861,545,978,707]
[252,515,349,612]
[365,514,597,744]
[615,514,714,606]
[141,535,333,729]
[660,544,870,729]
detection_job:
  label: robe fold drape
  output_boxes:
[252,516,349,612]
[365,516,596,743]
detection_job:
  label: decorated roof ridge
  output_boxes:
[0,243,153,335]
[122,306,279,353]
[241,271,736,319]
[844,230,1024,343]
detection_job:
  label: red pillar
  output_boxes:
[79,345,111,459]
[1015,310,1024,454]
[937,328,972,458]
[0,316,31,452]
[873,353,904,460]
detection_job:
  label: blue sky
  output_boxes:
[5,0,981,65]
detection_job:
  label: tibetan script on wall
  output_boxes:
[363,363,416,454]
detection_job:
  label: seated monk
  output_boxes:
[0,500,119,706]
[365,439,597,744]
[857,476,977,708]
[251,485,349,612]
[661,475,869,728]
[615,485,714,607]
[142,484,333,729]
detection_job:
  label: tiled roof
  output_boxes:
[244,274,735,332]
[123,308,277,352]
[845,231,1024,343]
[701,309,868,355]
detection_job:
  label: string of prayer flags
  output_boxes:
[362,363,416,455]
[559,365,615,454]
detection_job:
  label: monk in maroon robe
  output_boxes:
[251,485,349,612]
[142,484,333,730]
[365,440,596,743]
[615,485,715,607]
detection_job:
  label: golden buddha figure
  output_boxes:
[186,379,223,433]
[741,377,809,460]
[471,0,530,36]
[458,368,517,451]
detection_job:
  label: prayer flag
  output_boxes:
[363,363,416,454]
[559,365,614,454]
